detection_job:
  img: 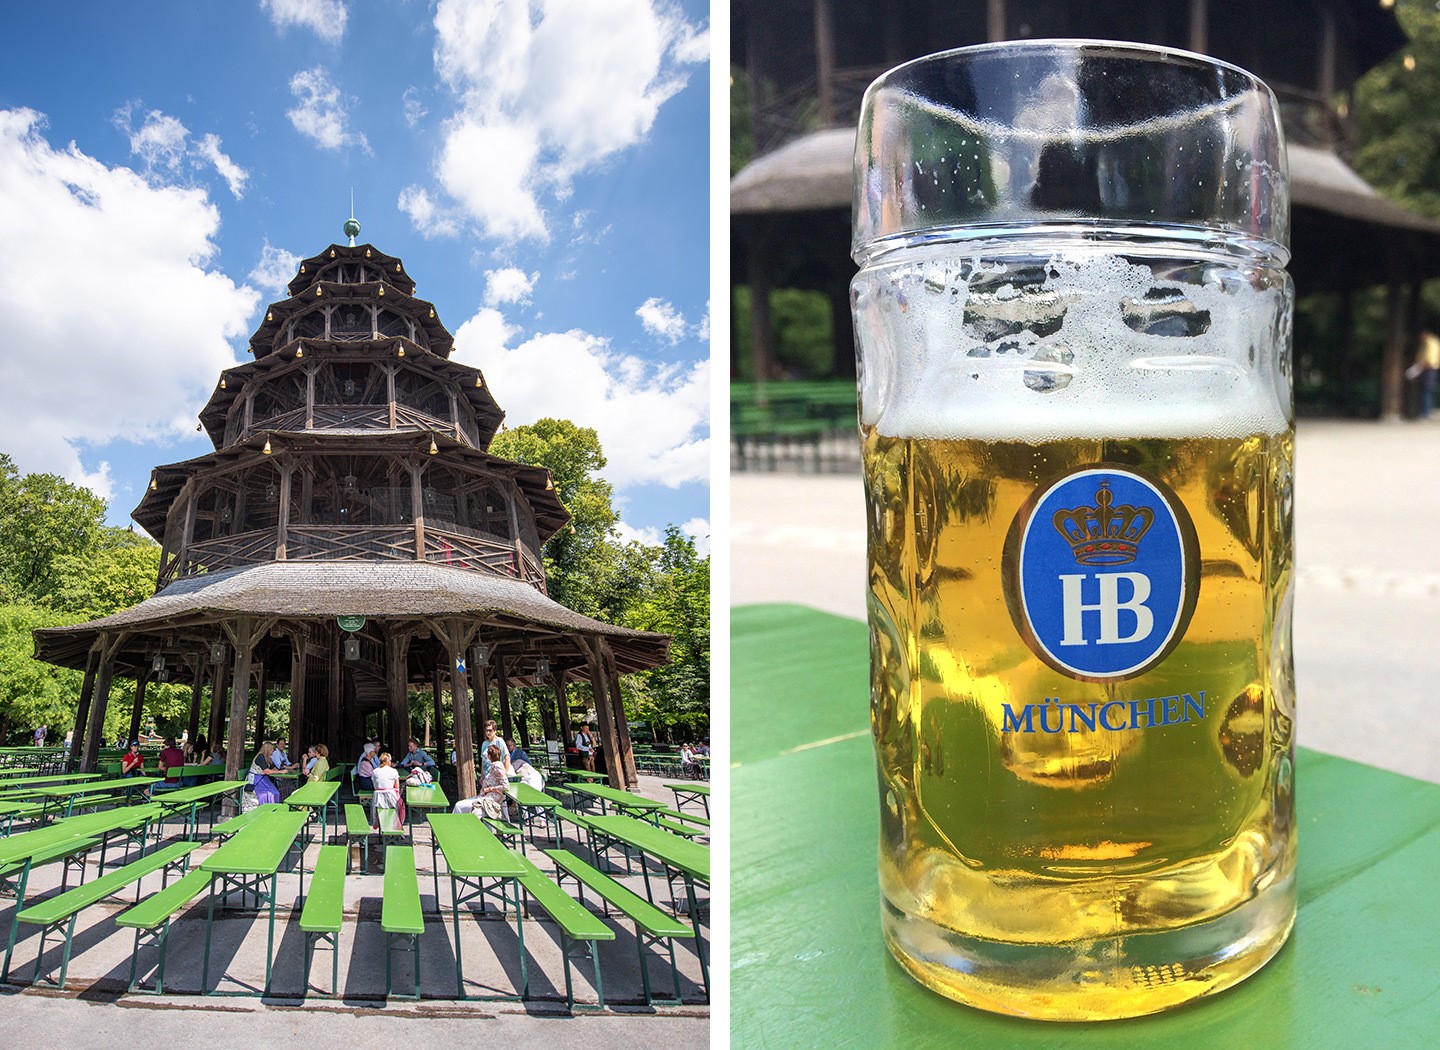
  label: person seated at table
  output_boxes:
[480,721,513,779]
[121,742,145,777]
[307,743,331,783]
[355,742,377,794]
[573,723,596,771]
[159,736,185,784]
[680,742,699,779]
[272,737,301,773]
[400,738,437,772]
[507,740,545,792]
[370,750,402,828]
[248,743,281,805]
[210,746,225,768]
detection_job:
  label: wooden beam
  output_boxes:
[814,0,836,126]
[253,643,268,748]
[433,618,479,800]
[1188,0,1208,54]
[68,653,98,771]
[1381,263,1408,419]
[582,638,624,790]
[289,629,308,750]
[495,656,514,741]
[208,660,229,752]
[432,659,446,762]
[128,671,151,745]
[987,0,1006,42]
[603,644,638,790]
[81,633,126,772]
[554,675,573,749]
[185,660,205,749]
[387,626,413,755]
[223,618,256,786]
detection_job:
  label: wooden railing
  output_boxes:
[242,403,475,446]
[158,523,547,593]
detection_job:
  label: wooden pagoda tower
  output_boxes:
[34,219,667,797]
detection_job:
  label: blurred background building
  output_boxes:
[731,0,1440,467]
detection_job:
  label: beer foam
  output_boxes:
[854,248,1292,441]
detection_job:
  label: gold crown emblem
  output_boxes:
[1051,482,1153,565]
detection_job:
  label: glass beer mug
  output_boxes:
[851,41,1295,1020]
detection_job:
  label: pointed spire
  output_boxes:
[343,191,361,247]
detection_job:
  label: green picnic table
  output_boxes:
[0,773,102,796]
[585,813,709,999]
[567,782,666,818]
[733,602,1440,1045]
[285,779,341,843]
[663,782,710,817]
[405,782,450,841]
[565,769,608,782]
[154,780,248,840]
[0,800,44,835]
[0,768,39,780]
[506,782,562,841]
[199,805,310,995]
[26,776,161,814]
[427,812,529,1000]
[176,763,224,782]
[0,803,161,980]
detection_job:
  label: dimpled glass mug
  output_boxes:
[850,40,1295,1020]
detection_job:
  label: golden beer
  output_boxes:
[863,427,1295,1019]
[851,42,1295,1019]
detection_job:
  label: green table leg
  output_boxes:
[201,873,217,993]
[514,876,527,1000]
[451,871,465,999]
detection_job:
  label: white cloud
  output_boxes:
[261,0,347,43]
[402,86,428,127]
[114,106,251,201]
[613,516,709,556]
[0,109,258,499]
[483,267,538,307]
[396,185,459,238]
[407,0,707,241]
[636,296,686,344]
[695,303,710,342]
[248,241,302,295]
[287,67,370,152]
[122,108,188,171]
[196,133,247,198]
[452,314,708,488]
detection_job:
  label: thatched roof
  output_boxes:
[32,561,669,675]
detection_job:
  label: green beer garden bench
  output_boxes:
[513,852,614,1010]
[300,844,347,997]
[14,839,199,988]
[652,817,704,839]
[344,804,372,872]
[481,816,527,854]
[546,847,694,1006]
[0,835,102,979]
[115,867,211,993]
[658,807,709,827]
[210,807,265,843]
[382,845,424,999]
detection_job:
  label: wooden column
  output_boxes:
[208,663,229,751]
[221,618,272,785]
[987,0,1006,42]
[69,653,98,770]
[253,644,268,748]
[1381,263,1408,419]
[288,632,308,749]
[1188,0,1208,54]
[185,661,205,749]
[1336,270,1355,414]
[747,230,775,386]
[470,662,492,726]
[554,676,573,749]
[127,671,151,745]
[387,628,412,754]
[604,651,639,789]
[82,634,124,773]
[434,619,478,800]
[582,639,624,789]
[432,660,446,762]
[814,0,836,126]
[495,656,514,741]
[537,676,557,742]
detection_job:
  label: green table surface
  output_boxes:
[0,768,39,779]
[0,773,101,793]
[428,813,527,877]
[506,783,560,809]
[405,783,450,809]
[285,780,340,808]
[201,807,309,876]
[664,782,710,795]
[565,769,608,782]
[154,780,247,808]
[0,804,158,866]
[733,603,1440,1048]
[567,782,665,812]
[26,776,161,798]
[587,814,710,882]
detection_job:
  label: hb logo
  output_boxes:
[1004,467,1199,680]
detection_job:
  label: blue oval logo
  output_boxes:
[1005,466,1199,680]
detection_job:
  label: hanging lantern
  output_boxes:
[219,377,227,390]
[343,378,356,397]
[266,311,273,322]
[343,638,360,662]
[365,248,372,258]
[536,655,550,677]
[316,286,323,297]
[377,285,385,296]
[299,264,306,274]
[295,346,304,359]
[475,374,483,388]
[429,438,439,455]
[152,653,165,673]
[210,641,226,664]
[329,249,336,258]
[397,347,406,358]
[343,473,357,492]
[150,477,158,491]
[429,308,436,319]
[196,422,203,432]
[265,480,277,501]
[262,438,273,455]
[470,643,490,668]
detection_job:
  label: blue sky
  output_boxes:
[0,0,710,552]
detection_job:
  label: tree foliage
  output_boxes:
[1353,2,1440,219]
[490,419,710,736]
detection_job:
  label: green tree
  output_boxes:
[44,530,159,620]
[0,456,107,603]
[732,286,836,379]
[1353,2,1440,219]
[0,603,84,742]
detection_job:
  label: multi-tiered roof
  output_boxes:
[35,222,663,795]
